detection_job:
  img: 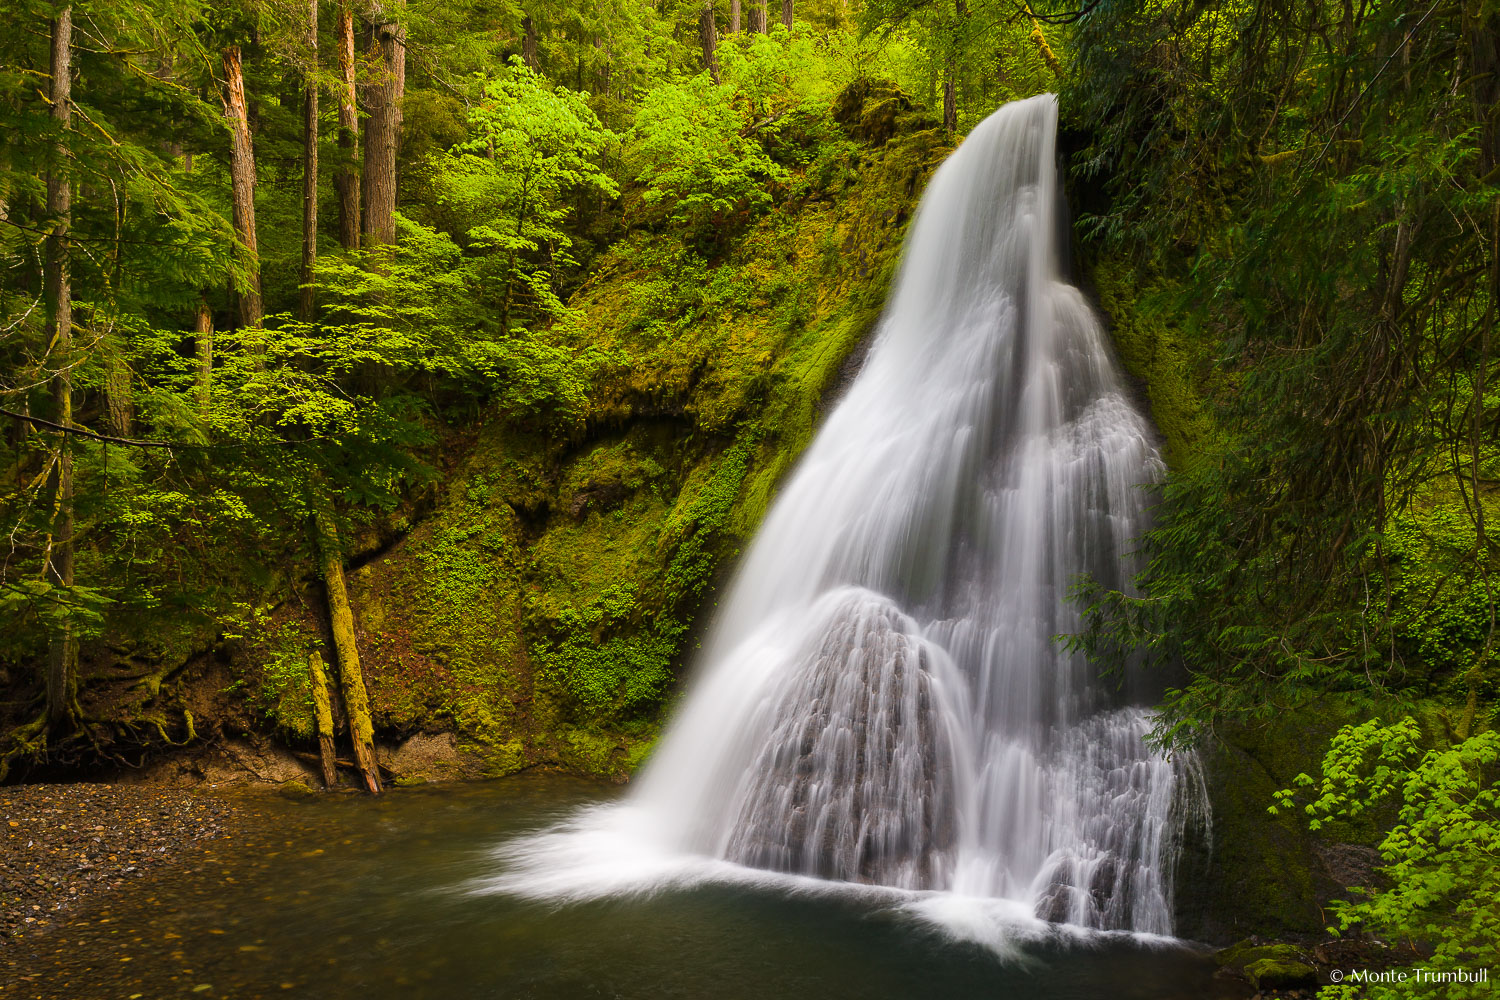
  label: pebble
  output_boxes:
[0,784,242,944]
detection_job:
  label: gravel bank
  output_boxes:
[0,784,243,943]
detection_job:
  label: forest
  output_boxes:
[0,0,1496,997]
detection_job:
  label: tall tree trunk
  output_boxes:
[699,1,721,84]
[334,1,360,251]
[730,0,740,33]
[361,7,405,248]
[316,511,382,794]
[44,7,75,731]
[300,0,319,319]
[194,294,213,415]
[103,348,132,438]
[750,0,766,33]
[943,64,956,135]
[781,0,792,30]
[308,650,339,789]
[221,45,262,332]
[522,14,538,70]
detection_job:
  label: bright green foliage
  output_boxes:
[859,0,1069,133]
[1273,718,1500,1000]
[719,24,824,116]
[433,62,618,331]
[626,73,788,238]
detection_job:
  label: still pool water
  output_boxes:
[1,776,1221,1000]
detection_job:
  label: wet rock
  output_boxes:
[276,781,316,800]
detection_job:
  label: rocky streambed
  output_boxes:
[0,784,245,943]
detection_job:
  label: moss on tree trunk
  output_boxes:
[308,650,339,789]
[317,510,382,794]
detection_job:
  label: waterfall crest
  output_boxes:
[487,94,1206,938]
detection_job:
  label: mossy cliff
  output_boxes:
[236,84,948,781]
[1086,252,1497,943]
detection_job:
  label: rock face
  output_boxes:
[381,732,479,785]
[1173,712,1364,944]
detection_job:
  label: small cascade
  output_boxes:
[490,93,1208,938]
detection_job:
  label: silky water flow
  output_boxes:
[485,94,1209,942]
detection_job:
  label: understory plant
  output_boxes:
[1271,717,1500,1000]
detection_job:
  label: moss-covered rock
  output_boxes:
[1244,956,1318,990]
[276,780,316,800]
[1215,941,1319,991]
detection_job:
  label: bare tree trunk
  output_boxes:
[730,0,740,33]
[781,0,792,30]
[522,14,538,70]
[750,0,766,33]
[308,650,339,789]
[334,1,360,251]
[300,0,319,319]
[195,294,213,414]
[316,511,382,794]
[44,7,75,732]
[361,7,405,248]
[699,1,721,84]
[221,45,262,332]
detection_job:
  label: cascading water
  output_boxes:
[486,94,1207,939]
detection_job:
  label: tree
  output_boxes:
[1068,0,1500,741]
[317,511,381,794]
[522,13,538,70]
[222,44,262,332]
[362,2,406,248]
[43,5,75,731]
[1272,719,1500,1000]
[434,62,617,333]
[699,0,721,84]
[335,0,360,250]
[626,72,785,240]
[300,0,319,319]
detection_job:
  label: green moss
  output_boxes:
[328,84,945,782]
[1090,259,1217,469]
[1221,943,1322,992]
[243,614,319,739]
[477,738,526,777]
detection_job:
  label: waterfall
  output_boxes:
[486,94,1207,939]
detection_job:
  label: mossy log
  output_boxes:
[307,650,339,790]
[316,510,382,794]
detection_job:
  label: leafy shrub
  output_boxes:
[1272,718,1500,1000]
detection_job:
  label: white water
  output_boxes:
[483,95,1206,940]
